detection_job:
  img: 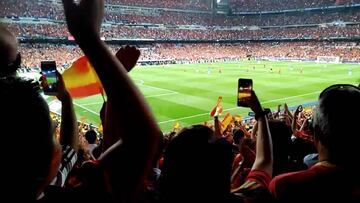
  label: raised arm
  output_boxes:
[284,103,294,120]
[61,0,161,201]
[56,72,78,151]
[246,91,273,176]
[102,45,141,150]
[291,105,303,134]
[214,116,222,138]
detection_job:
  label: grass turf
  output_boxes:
[52,60,359,132]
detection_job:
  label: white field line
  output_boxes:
[157,91,321,124]
[142,84,178,94]
[74,90,321,123]
[134,79,178,94]
[73,102,100,116]
[80,92,178,107]
[145,92,178,98]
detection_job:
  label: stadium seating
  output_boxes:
[229,0,360,12]
[18,42,360,69]
[1,0,360,27]
[5,22,360,40]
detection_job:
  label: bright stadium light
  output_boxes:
[217,0,221,3]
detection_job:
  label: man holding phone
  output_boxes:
[0,25,79,199]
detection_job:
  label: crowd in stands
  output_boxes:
[2,0,360,27]
[229,0,360,12]
[104,10,360,26]
[105,0,211,11]
[17,42,360,70]
[5,22,360,40]
[0,0,210,20]
[0,0,63,20]
[1,1,360,203]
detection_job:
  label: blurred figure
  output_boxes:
[160,91,274,203]
[0,25,78,200]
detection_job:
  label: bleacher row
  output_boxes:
[1,0,360,12]
[17,42,360,69]
[1,1,360,26]
[4,23,359,40]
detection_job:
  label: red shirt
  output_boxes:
[269,163,360,203]
[232,170,273,203]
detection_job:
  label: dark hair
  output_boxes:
[315,84,360,166]
[84,129,97,144]
[0,53,21,77]
[268,120,308,176]
[0,77,55,199]
[160,125,234,202]
[268,120,292,162]
[232,128,245,145]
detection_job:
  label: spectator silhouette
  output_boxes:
[269,84,360,203]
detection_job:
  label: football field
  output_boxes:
[57,60,359,132]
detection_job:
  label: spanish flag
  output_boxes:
[98,123,103,133]
[210,96,223,117]
[80,116,87,123]
[62,56,104,98]
[221,112,233,133]
[234,115,242,122]
[173,122,181,130]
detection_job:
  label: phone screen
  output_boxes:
[41,61,57,95]
[237,78,253,107]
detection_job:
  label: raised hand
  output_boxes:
[62,0,104,43]
[294,105,303,115]
[115,45,141,72]
[244,90,263,115]
[56,71,71,102]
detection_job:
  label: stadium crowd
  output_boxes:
[229,0,360,12]
[16,42,360,70]
[5,22,360,40]
[1,1,360,203]
[2,0,360,27]
[105,0,211,10]
[2,0,360,17]
[0,0,210,20]
[104,10,360,26]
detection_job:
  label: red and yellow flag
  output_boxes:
[173,122,181,130]
[221,112,233,133]
[210,96,223,117]
[62,56,104,98]
[234,115,242,122]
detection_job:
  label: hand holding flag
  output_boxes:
[210,96,223,117]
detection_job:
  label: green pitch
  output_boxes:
[63,60,359,132]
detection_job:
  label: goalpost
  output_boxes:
[316,56,342,64]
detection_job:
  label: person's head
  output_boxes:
[84,129,97,144]
[268,120,292,162]
[313,84,360,167]
[0,77,61,200]
[268,120,293,176]
[232,128,245,145]
[0,25,20,77]
[160,125,234,202]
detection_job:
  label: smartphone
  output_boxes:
[41,61,58,95]
[237,78,253,107]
